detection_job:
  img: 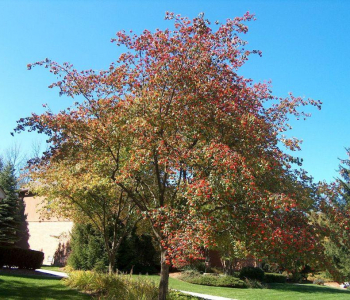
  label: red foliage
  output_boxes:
[16,13,326,274]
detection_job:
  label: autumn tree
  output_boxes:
[16,12,324,299]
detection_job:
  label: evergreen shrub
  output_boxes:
[0,247,44,269]
[68,223,160,274]
[180,272,246,288]
[239,266,265,281]
[67,223,108,271]
[264,272,287,283]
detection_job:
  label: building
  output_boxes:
[20,189,73,265]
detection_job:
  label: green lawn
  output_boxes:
[2,270,350,300]
[0,271,90,300]
[139,275,350,300]
[40,265,64,272]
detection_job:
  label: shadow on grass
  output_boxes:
[0,272,62,280]
[0,273,90,299]
[269,283,350,295]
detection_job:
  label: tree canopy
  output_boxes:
[16,12,325,299]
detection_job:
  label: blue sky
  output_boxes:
[0,0,349,183]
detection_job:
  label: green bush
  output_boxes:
[232,271,240,278]
[244,278,267,289]
[0,247,44,269]
[67,223,108,271]
[180,261,206,273]
[264,272,287,283]
[216,276,247,288]
[289,271,303,283]
[117,230,160,274]
[180,273,246,288]
[65,271,158,299]
[68,223,160,274]
[239,266,265,281]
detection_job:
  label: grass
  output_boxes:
[138,275,350,300]
[40,265,64,272]
[0,270,89,300]
[2,269,350,299]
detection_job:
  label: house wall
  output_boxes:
[23,193,73,265]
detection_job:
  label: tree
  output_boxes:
[0,163,21,247]
[339,148,350,207]
[16,12,323,299]
[67,223,108,271]
[27,157,138,274]
[320,149,350,281]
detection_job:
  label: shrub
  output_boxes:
[180,270,201,279]
[264,272,287,283]
[179,273,246,288]
[67,223,108,271]
[68,223,160,274]
[244,278,267,289]
[180,261,206,273]
[216,276,247,288]
[117,230,160,274]
[0,247,44,269]
[239,266,265,281]
[232,271,240,278]
[313,278,325,286]
[288,271,303,283]
[65,271,158,299]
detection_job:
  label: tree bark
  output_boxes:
[108,252,116,274]
[158,248,170,300]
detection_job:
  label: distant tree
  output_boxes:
[0,163,21,247]
[322,149,350,281]
[339,148,350,207]
[15,196,30,249]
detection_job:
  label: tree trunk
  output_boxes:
[108,253,115,274]
[158,248,170,300]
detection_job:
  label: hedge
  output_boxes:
[264,272,287,283]
[180,273,246,288]
[239,266,265,281]
[0,247,44,269]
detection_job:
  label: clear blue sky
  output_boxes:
[0,0,349,183]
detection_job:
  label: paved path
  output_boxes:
[35,269,69,278]
[36,269,236,300]
[177,290,237,300]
